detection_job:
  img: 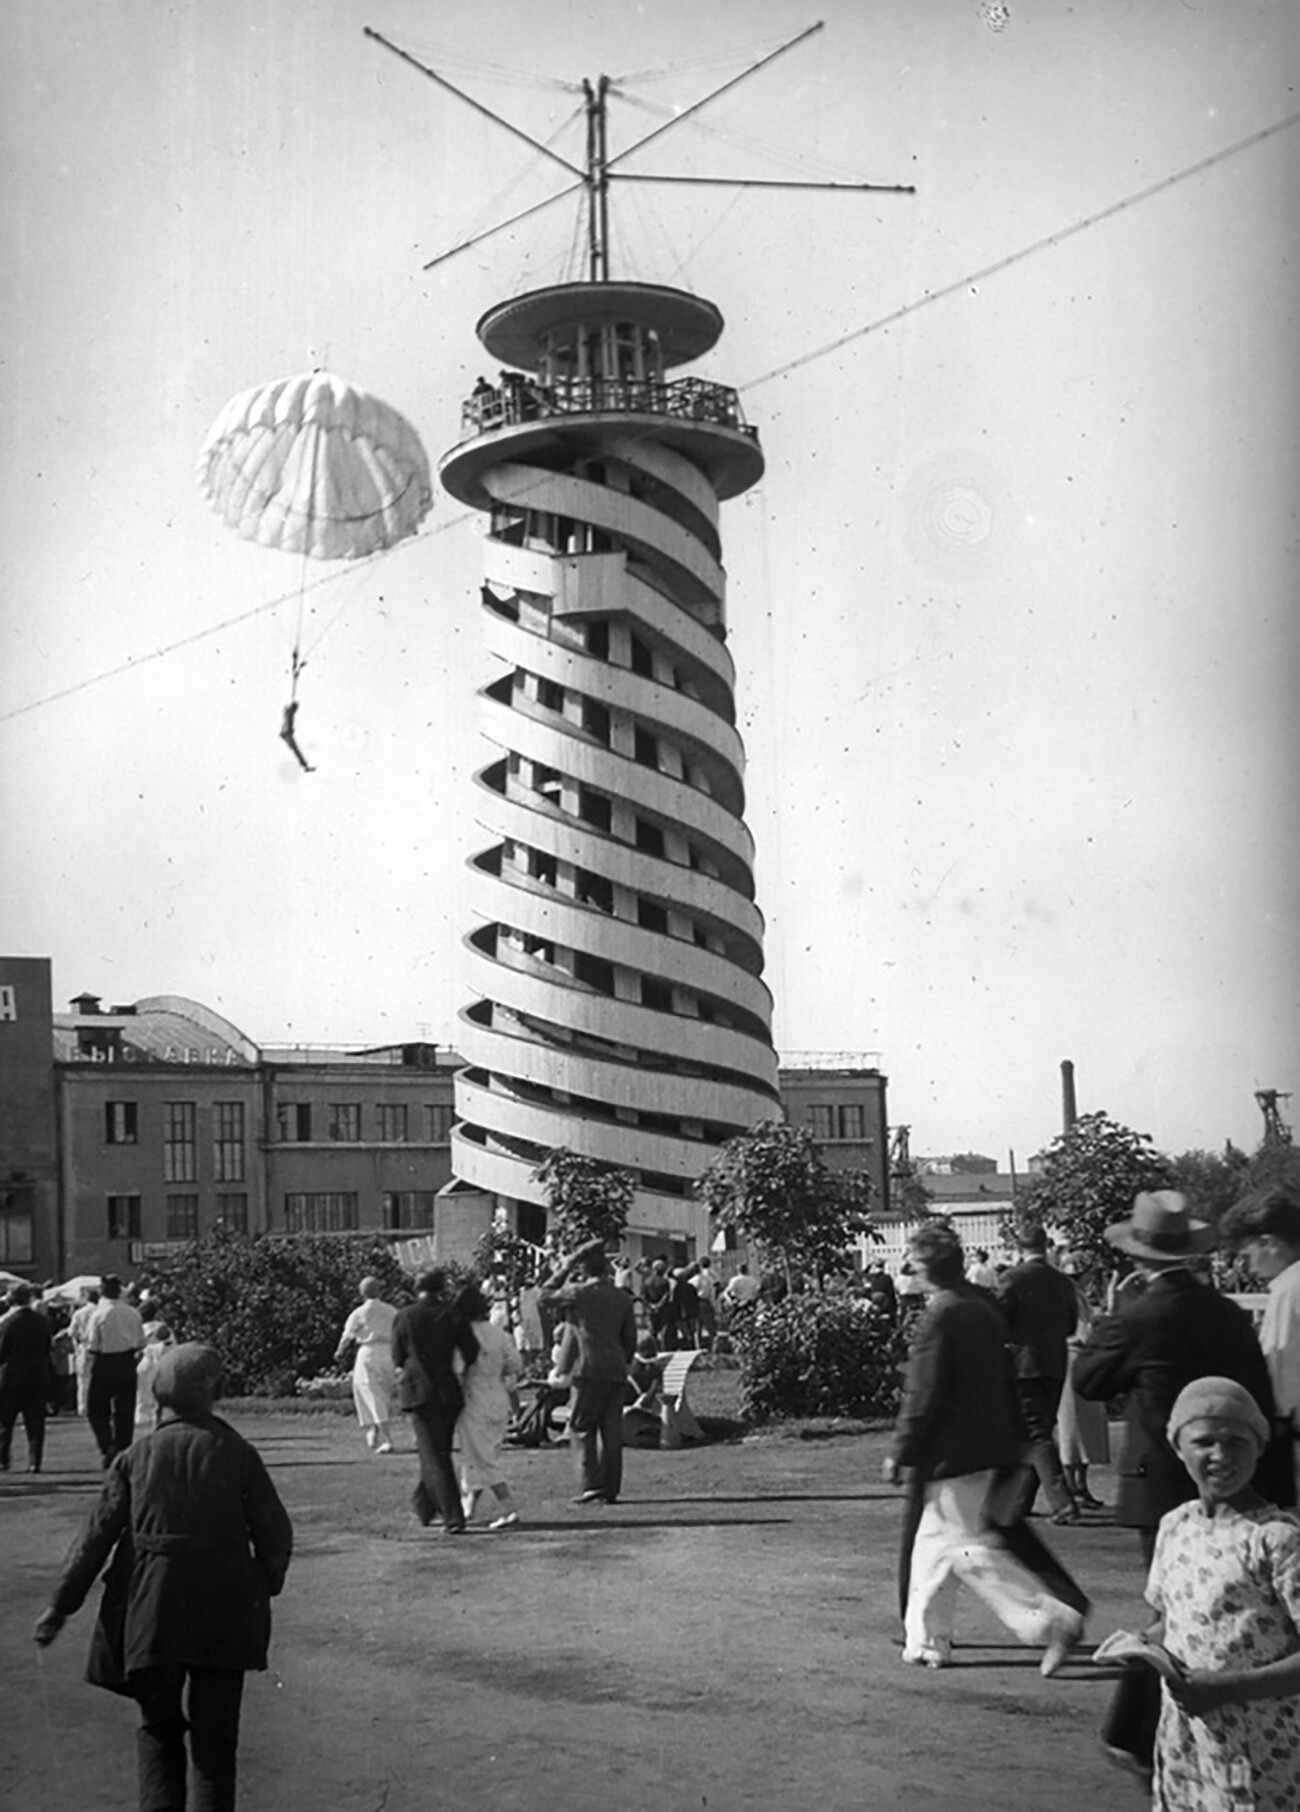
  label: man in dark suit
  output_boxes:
[1073,1189,1287,1562]
[540,1240,638,1505]
[392,1271,479,1533]
[883,1220,1084,1675]
[0,1283,55,1472]
[997,1223,1080,1522]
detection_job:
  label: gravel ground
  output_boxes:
[4,1408,1152,1812]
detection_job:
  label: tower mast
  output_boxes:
[583,77,612,284]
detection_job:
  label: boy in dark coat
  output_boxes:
[33,1342,292,1812]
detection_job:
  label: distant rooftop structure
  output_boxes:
[780,1051,883,1072]
[54,994,260,1067]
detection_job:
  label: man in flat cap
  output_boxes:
[34,1342,292,1812]
[540,1240,638,1505]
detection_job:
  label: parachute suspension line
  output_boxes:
[289,414,327,702]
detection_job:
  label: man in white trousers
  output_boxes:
[883,1219,1084,1675]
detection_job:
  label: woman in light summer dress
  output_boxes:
[334,1276,397,1455]
[453,1282,523,1529]
[1143,1377,1300,1810]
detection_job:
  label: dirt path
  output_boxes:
[6,1412,1151,1811]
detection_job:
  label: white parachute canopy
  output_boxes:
[197,370,433,561]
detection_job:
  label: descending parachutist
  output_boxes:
[279,700,315,773]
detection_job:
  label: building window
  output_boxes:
[163,1102,197,1183]
[381,1190,435,1230]
[105,1101,138,1145]
[329,1103,361,1143]
[576,787,611,832]
[0,1198,33,1265]
[284,1192,358,1233]
[213,1102,246,1181]
[377,1104,409,1143]
[107,1194,141,1241]
[635,818,665,857]
[166,1194,200,1241]
[215,1193,248,1234]
[838,1104,865,1140]
[276,1102,312,1142]
[807,1104,835,1142]
[424,1104,454,1144]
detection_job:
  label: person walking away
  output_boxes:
[694,1256,719,1349]
[1073,1190,1291,1565]
[69,1286,99,1417]
[134,1323,174,1437]
[883,1221,1084,1675]
[453,1282,523,1529]
[672,1265,701,1349]
[515,1271,546,1367]
[1122,1377,1300,1807]
[997,1223,1080,1523]
[1055,1257,1109,1508]
[334,1276,398,1455]
[539,1240,638,1506]
[641,1257,677,1349]
[967,1248,999,1291]
[86,1275,144,1467]
[0,1283,55,1472]
[1222,1180,1300,1505]
[721,1264,760,1327]
[33,1343,293,1812]
[391,1270,479,1533]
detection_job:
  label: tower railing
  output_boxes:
[461,373,756,438]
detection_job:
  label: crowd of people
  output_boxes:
[886,1181,1300,1808]
[15,1175,1300,1810]
[0,1274,175,1475]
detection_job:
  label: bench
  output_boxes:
[659,1349,705,1449]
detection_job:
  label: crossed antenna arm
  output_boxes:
[363,21,914,277]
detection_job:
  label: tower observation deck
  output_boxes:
[440,276,779,1239]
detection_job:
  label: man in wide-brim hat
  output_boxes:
[1074,1190,1289,1559]
[1101,1189,1217,1264]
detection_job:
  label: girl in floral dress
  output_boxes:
[1145,1376,1300,1809]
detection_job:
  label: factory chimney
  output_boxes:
[1061,1059,1078,1134]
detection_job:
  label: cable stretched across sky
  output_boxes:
[2,105,1296,731]
[742,105,1300,393]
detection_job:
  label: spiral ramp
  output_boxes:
[440,335,777,1241]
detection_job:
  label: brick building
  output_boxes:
[0,959,890,1281]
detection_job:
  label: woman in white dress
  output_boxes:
[1055,1263,1111,1507]
[334,1276,397,1455]
[454,1282,523,1528]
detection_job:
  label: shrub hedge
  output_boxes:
[138,1229,439,1396]
[732,1292,907,1425]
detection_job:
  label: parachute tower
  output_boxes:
[368,32,911,1253]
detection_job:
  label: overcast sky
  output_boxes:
[3,0,1297,1165]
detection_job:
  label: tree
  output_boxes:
[532,1147,633,1252]
[1012,1110,1171,1275]
[892,1170,935,1219]
[472,1219,543,1294]
[1167,1143,1252,1234]
[696,1120,877,1289]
